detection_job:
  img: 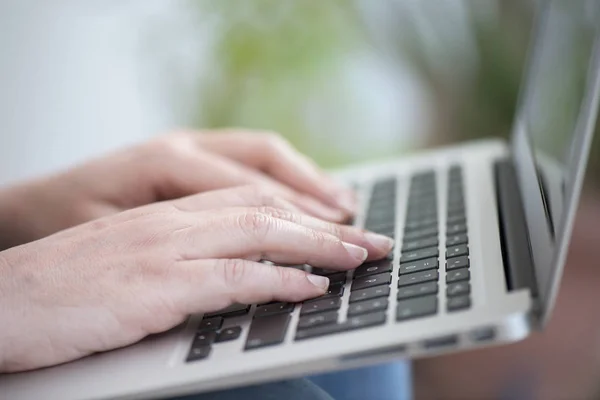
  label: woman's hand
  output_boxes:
[0,130,356,249]
[0,186,392,373]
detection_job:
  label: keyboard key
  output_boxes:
[397,281,438,300]
[447,223,467,235]
[404,218,438,232]
[446,244,469,258]
[341,311,387,332]
[254,302,295,318]
[198,317,223,332]
[312,268,341,276]
[398,270,439,287]
[349,286,391,303]
[402,236,438,252]
[446,233,468,246]
[446,268,470,283]
[353,260,393,278]
[446,215,466,225]
[186,345,211,362]
[327,272,348,284]
[396,295,438,321]
[447,296,471,311]
[399,257,438,275]
[446,256,469,270]
[347,298,389,316]
[446,282,471,297]
[297,311,338,330]
[295,312,387,341]
[400,247,439,263]
[300,297,341,316]
[204,304,250,319]
[215,326,242,343]
[404,226,438,241]
[192,331,217,347]
[305,283,344,303]
[351,273,392,291]
[295,322,345,340]
[245,314,291,350]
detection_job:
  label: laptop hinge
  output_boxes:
[494,158,538,297]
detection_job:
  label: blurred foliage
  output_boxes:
[187,0,600,184]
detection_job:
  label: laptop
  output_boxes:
[2,1,600,399]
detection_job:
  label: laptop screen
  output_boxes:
[512,0,600,324]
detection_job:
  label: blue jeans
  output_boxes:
[172,361,411,400]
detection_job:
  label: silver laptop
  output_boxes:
[3,1,600,399]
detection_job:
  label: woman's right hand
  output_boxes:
[0,185,393,373]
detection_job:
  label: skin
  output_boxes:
[0,131,394,373]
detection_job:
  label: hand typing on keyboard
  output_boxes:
[0,131,394,373]
[0,130,356,250]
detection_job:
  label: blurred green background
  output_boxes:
[185,0,600,184]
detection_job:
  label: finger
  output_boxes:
[157,149,347,222]
[170,185,301,213]
[175,259,330,314]
[196,131,357,214]
[253,206,393,261]
[176,209,369,269]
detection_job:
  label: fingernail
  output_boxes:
[364,232,395,251]
[307,274,330,290]
[342,242,368,263]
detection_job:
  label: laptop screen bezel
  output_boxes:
[511,0,600,326]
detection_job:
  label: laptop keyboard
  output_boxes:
[186,167,472,362]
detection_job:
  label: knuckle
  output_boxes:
[310,230,331,248]
[237,211,273,241]
[255,206,295,222]
[217,259,249,288]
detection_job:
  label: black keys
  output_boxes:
[327,272,348,285]
[245,314,290,350]
[398,270,439,287]
[447,296,471,311]
[254,302,295,318]
[447,223,467,235]
[295,311,386,341]
[446,233,468,246]
[186,331,217,362]
[353,260,393,278]
[186,345,212,362]
[445,167,472,310]
[446,255,469,270]
[349,285,390,303]
[446,268,470,283]
[347,298,388,316]
[198,317,223,332]
[305,283,344,303]
[352,273,392,291]
[402,236,438,252]
[404,226,438,241]
[300,297,341,316]
[396,295,438,321]
[215,326,242,343]
[204,303,250,319]
[312,268,341,276]
[192,331,217,346]
[398,257,438,275]
[404,218,437,231]
[399,246,439,263]
[446,244,469,258]
[297,311,338,329]
[397,281,438,300]
[446,282,471,297]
